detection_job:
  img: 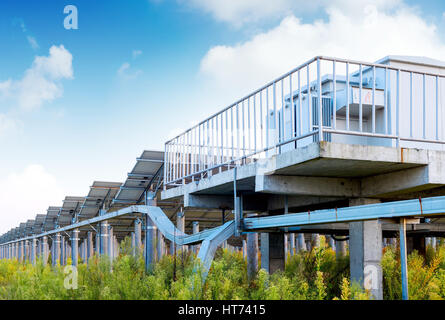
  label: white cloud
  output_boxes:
[27,36,39,50]
[132,50,143,59]
[0,165,64,234]
[184,0,402,27]
[0,114,20,137]
[0,45,73,111]
[117,62,142,80]
[199,5,445,99]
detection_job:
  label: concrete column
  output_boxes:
[289,234,296,256]
[247,232,259,281]
[192,221,200,255]
[284,234,289,262]
[134,219,142,255]
[41,237,48,265]
[54,233,61,266]
[176,209,186,252]
[336,240,347,258]
[114,236,119,258]
[131,232,136,256]
[297,233,306,252]
[87,231,93,262]
[311,234,320,248]
[24,240,29,262]
[328,236,335,251]
[432,237,437,250]
[95,233,100,255]
[31,238,37,265]
[108,226,114,261]
[71,229,79,266]
[145,214,157,272]
[100,221,109,256]
[349,198,383,300]
[19,241,24,262]
[242,239,247,259]
[260,233,269,272]
[157,230,164,260]
[61,237,65,265]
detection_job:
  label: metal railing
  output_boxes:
[164,56,445,187]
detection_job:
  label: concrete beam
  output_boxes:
[255,175,360,197]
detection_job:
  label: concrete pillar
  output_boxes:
[297,233,306,252]
[54,233,61,266]
[145,214,157,273]
[157,230,164,260]
[108,226,114,261]
[24,240,29,263]
[328,236,335,251]
[289,233,296,256]
[284,234,289,262]
[100,221,109,256]
[242,239,247,259]
[260,233,269,272]
[336,240,347,258]
[192,221,200,255]
[95,233,100,255]
[31,238,37,265]
[61,237,65,265]
[42,236,48,265]
[349,199,383,300]
[134,219,142,255]
[311,234,320,248]
[247,232,259,281]
[71,229,79,266]
[131,232,136,256]
[19,241,24,262]
[87,231,93,262]
[432,237,437,250]
[176,209,186,252]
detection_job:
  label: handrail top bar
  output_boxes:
[165,55,445,145]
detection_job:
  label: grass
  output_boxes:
[0,236,444,300]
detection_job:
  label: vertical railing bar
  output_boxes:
[242,100,246,160]
[281,79,286,143]
[346,62,350,131]
[266,87,270,149]
[307,64,312,133]
[236,103,240,163]
[317,58,323,141]
[397,69,401,147]
[359,64,363,132]
[298,70,302,137]
[333,60,336,130]
[260,90,264,151]
[231,107,234,162]
[248,97,251,157]
[384,67,388,135]
[290,73,295,139]
[410,72,413,138]
[273,82,278,154]
[198,124,201,173]
[253,94,257,153]
[372,66,376,134]
[436,75,439,141]
[423,73,426,139]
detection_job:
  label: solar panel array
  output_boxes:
[0,150,230,245]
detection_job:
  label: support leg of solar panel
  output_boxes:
[176,209,186,253]
[71,229,79,267]
[192,221,199,255]
[87,231,93,263]
[42,236,48,266]
[247,231,259,282]
[260,233,269,273]
[349,199,383,300]
[297,233,306,252]
[100,221,109,256]
[134,219,142,256]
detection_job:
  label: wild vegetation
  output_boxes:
[0,236,444,300]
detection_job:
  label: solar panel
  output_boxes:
[77,181,122,220]
[112,150,164,206]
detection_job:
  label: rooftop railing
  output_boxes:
[164,56,445,187]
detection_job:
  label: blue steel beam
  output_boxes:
[243,196,445,230]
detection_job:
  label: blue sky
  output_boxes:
[1,0,445,233]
